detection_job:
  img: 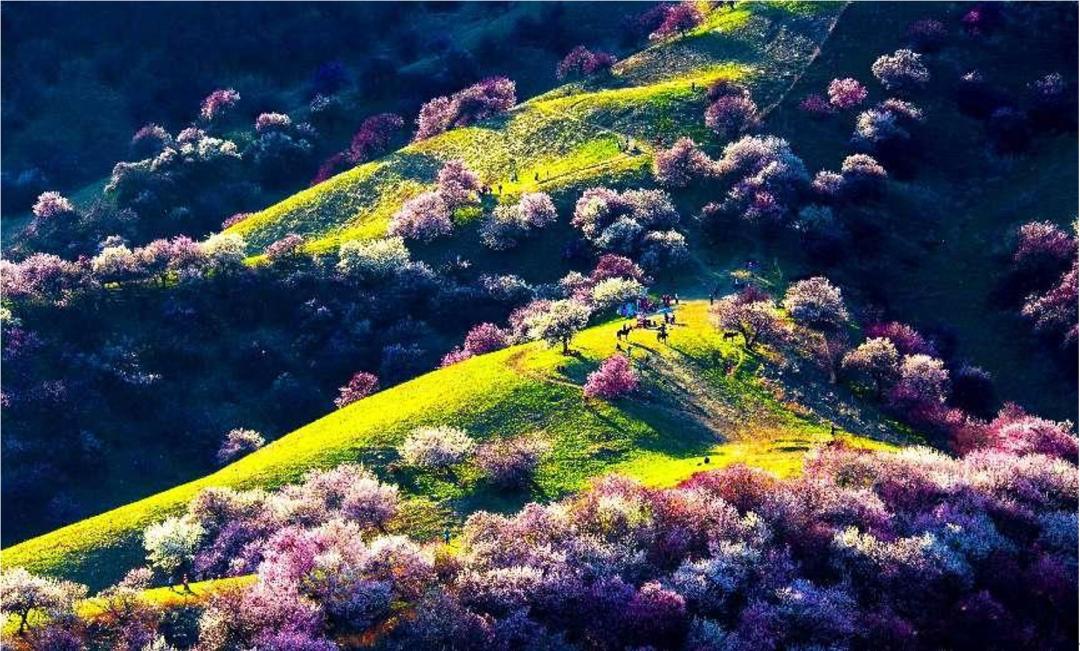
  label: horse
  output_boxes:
[723,332,739,341]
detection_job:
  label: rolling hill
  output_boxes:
[2,301,902,590]
[225,2,844,253]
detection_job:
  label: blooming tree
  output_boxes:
[523,299,592,353]
[216,428,266,465]
[710,291,785,349]
[476,436,550,488]
[584,354,639,399]
[436,159,482,210]
[463,323,510,355]
[840,153,887,198]
[143,516,205,590]
[650,2,703,40]
[1022,261,1078,347]
[889,353,950,410]
[705,94,758,138]
[865,321,937,356]
[828,78,868,109]
[415,77,516,140]
[841,337,900,397]
[337,237,410,281]
[31,191,75,220]
[254,112,292,134]
[871,49,929,91]
[399,425,476,470]
[782,277,849,332]
[556,46,616,80]
[199,88,241,123]
[388,192,453,242]
[653,137,716,187]
[334,371,379,408]
[590,277,645,311]
[0,567,87,635]
[348,113,405,163]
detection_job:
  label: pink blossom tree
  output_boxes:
[388,192,453,242]
[334,372,379,408]
[889,354,950,410]
[217,428,266,465]
[653,138,716,187]
[649,2,703,40]
[841,337,900,397]
[782,277,849,332]
[199,88,241,123]
[476,436,550,488]
[827,78,868,109]
[556,46,617,80]
[871,49,929,91]
[399,425,476,470]
[583,354,639,399]
[347,113,405,163]
[705,94,758,138]
[415,78,516,140]
[436,159,482,210]
[710,291,785,350]
[1022,261,1078,347]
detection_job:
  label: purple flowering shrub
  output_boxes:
[415,77,516,141]
[199,88,241,123]
[710,135,810,227]
[475,436,550,488]
[827,78,868,110]
[871,49,930,91]
[556,46,617,80]
[649,2,703,40]
[388,192,453,242]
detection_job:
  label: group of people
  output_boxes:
[616,292,681,352]
[483,170,548,196]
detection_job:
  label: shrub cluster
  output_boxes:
[8,431,1074,649]
[571,187,687,270]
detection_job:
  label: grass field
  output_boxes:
[1,300,904,590]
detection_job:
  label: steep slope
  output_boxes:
[3,301,903,589]
[760,1,1078,419]
[225,2,845,253]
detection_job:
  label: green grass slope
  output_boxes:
[2,301,903,589]
[226,1,845,253]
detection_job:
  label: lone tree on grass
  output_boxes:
[841,337,900,398]
[0,567,86,636]
[526,299,592,354]
[710,291,785,350]
[143,516,204,593]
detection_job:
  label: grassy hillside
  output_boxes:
[2,301,903,590]
[225,2,845,253]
